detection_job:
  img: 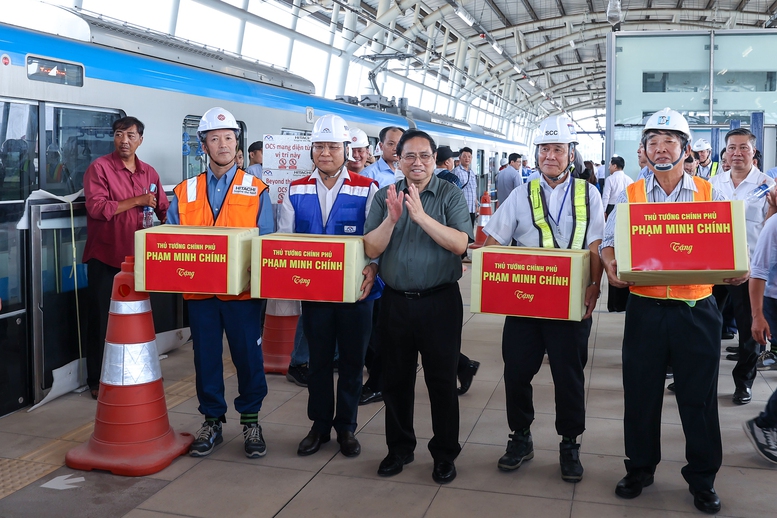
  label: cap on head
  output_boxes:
[642,108,691,140]
[436,145,459,163]
[311,114,350,143]
[533,114,579,146]
[198,107,240,141]
[500,158,508,166]
[692,138,712,152]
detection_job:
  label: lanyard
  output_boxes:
[548,178,572,227]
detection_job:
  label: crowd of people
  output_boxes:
[82,106,777,515]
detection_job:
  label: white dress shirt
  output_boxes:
[484,173,605,248]
[709,166,774,258]
[601,169,635,210]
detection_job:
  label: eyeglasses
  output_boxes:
[400,153,434,164]
[312,144,343,153]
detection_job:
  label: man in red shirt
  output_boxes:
[82,116,169,399]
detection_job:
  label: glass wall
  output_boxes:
[608,30,777,174]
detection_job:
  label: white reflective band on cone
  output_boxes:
[479,215,491,226]
[101,340,162,385]
[110,300,152,315]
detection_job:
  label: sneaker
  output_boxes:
[559,440,584,482]
[286,364,309,387]
[190,419,223,457]
[743,419,777,464]
[497,431,534,471]
[243,423,267,458]
[756,351,777,371]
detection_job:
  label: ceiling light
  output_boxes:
[491,42,503,55]
[513,65,522,73]
[455,8,475,27]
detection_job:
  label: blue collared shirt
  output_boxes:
[167,164,275,234]
[360,158,397,188]
[752,213,777,299]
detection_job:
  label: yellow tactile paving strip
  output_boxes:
[0,372,223,501]
[0,458,59,499]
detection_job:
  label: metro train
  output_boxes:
[0,8,526,411]
[0,8,526,201]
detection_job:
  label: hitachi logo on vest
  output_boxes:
[233,185,258,196]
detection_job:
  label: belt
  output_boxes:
[652,298,686,307]
[385,283,454,300]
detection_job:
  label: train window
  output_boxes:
[0,101,39,201]
[42,106,121,196]
[182,116,247,180]
[26,56,83,87]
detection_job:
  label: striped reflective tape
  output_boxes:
[109,299,152,314]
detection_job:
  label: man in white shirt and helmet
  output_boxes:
[601,108,747,514]
[483,113,605,483]
[693,138,718,179]
[346,127,371,175]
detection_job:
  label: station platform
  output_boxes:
[0,268,775,518]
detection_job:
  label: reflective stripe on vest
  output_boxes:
[528,177,589,249]
[709,162,719,177]
[626,176,713,301]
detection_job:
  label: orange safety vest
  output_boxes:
[626,176,713,302]
[173,168,268,301]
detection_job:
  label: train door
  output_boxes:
[30,105,121,406]
[475,148,486,199]
[0,98,38,415]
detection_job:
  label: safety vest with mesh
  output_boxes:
[708,162,719,177]
[173,168,268,301]
[626,177,713,301]
[528,177,589,249]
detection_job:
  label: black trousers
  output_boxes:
[622,295,722,491]
[85,258,120,389]
[502,316,591,437]
[302,300,372,435]
[728,281,759,390]
[380,283,463,463]
[365,312,471,393]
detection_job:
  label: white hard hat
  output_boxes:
[198,107,240,141]
[642,108,691,140]
[500,158,508,166]
[692,138,712,152]
[533,114,578,146]
[311,114,350,143]
[349,127,369,148]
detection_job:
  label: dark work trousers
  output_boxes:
[622,295,722,492]
[713,284,737,335]
[302,299,372,435]
[729,281,758,390]
[189,297,268,418]
[363,298,384,392]
[86,258,120,389]
[757,297,777,428]
[502,315,591,437]
[380,283,463,463]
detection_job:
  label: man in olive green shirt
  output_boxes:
[364,129,473,485]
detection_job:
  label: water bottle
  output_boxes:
[745,183,770,203]
[143,184,156,229]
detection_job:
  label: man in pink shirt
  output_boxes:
[82,116,169,399]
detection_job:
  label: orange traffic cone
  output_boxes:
[262,299,300,375]
[66,256,193,477]
[470,192,493,250]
